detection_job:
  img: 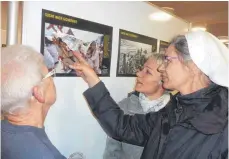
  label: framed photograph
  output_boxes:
[40,9,113,77]
[159,40,169,54]
[117,29,157,77]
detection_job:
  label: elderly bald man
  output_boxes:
[1,45,66,159]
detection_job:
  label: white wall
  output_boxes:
[22,1,189,158]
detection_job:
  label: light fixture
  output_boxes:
[149,11,172,21]
[191,27,207,32]
[191,22,207,32]
[162,7,175,14]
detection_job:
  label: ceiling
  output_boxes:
[1,1,228,41]
[149,1,228,37]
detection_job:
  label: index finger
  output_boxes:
[72,51,87,65]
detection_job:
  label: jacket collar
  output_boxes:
[128,91,140,97]
[175,83,228,134]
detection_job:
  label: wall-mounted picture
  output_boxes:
[117,29,158,77]
[41,9,113,77]
[159,40,169,54]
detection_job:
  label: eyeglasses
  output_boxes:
[162,55,179,67]
[42,58,62,80]
[42,68,56,80]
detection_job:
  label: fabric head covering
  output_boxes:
[185,31,229,87]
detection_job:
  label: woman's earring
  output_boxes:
[158,80,162,85]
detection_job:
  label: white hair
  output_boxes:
[1,45,44,114]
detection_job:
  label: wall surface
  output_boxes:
[22,1,189,158]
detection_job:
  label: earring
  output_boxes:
[158,80,162,85]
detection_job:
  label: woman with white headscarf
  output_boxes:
[70,31,228,159]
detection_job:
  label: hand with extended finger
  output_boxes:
[69,52,100,88]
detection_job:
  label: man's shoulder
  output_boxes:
[2,127,65,159]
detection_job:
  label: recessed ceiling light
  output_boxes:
[149,11,172,21]
[191,27,207,32]
[162,7,175,14]
[191,22,207,32]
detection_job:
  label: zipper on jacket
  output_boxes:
[175,97,183,123]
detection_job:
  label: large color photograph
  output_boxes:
[117,29,158,77]
[41,9,113,76]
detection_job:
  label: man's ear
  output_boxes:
[32,86,45,103]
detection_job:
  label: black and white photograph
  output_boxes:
[117,29,158,77]
[159,40,169,54]
[41,9,113,77]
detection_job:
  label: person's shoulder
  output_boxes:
[31,132,66,159]
[1,134,57,159]
[118,92,140,113]
[218,85,228,98]
[2,129,65,159]
[118,96,130,110]
[119,91,139,105]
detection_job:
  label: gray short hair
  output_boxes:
[1,45,44,114]
[170,35,191,61]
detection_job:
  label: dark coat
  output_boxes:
[84,82,228,159]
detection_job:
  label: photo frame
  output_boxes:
[40,9,113,77]
[116,29,157,77]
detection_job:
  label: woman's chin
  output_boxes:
[135,85,142,92]
[162,81,169,89]
[162,81,174,91]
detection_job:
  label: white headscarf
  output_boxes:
[185,31,229,87]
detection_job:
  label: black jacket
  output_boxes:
[84,82,228,159]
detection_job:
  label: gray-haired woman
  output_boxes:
[70,30,228,159]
